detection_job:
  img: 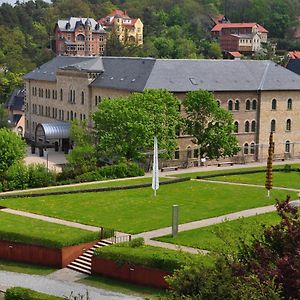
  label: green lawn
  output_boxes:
[0,259,56,275]
[0,211,98,248]
[0,181,294,234]
[156,212,280,252]
[6,177,164,195]
[175,163,300,179]
[203,171,300,189]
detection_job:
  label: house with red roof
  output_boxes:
[98,9,143,46]
[211,22,268,54]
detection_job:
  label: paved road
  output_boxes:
[0,271,141,300]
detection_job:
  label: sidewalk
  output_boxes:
[0,270,140,300]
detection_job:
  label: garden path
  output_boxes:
[0,270,141,299]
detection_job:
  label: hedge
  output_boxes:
[5,287,63,300]
[0,177,190,199]
[196,167,300,180]
[94,239,194,272]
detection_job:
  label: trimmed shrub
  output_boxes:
[128,237,144,248]
[283,164,292,173]
[3,162,29,191]
[28,164,56,188]
[75,162,144,183]
[5,287,63,300]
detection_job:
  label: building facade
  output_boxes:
[24,57,300,166]
[54,17,106,56]
[98,9,143,46]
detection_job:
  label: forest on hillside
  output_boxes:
[1,0,300,102]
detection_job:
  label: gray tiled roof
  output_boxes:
[57,17,105,33]
[90,57,156,92]
[5,88,24,111]
[24,57,300,91]
[24,56,94,81]
[286,59,300,76]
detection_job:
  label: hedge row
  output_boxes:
[94,238,194,272]
[0,177,190,199]
[196,167,300,180]
[5,287,63,300]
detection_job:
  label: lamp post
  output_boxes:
[44,148,49,171]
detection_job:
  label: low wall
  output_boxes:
[0,240,97,268]
[91,256,172,289]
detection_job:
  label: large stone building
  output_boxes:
[98,9,143,46]
[24,57,300,166]
[54,17,106,56]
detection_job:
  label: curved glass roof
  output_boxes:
[35,122,70,141]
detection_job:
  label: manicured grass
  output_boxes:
[79,275,171,299]
[0,211,98,248]
[175,163,300,179]
[204,171,300,189]
[156,212,280,252]
[7,177,164,195]
[0,181,294,234]
[94,242,203,272]
[0,259,56,275]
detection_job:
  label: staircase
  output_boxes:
[67,239,113,275]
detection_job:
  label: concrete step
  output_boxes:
[82,252,93,258]
[69,261,91,272]
[67,264,91,275]
[74,258,91,266]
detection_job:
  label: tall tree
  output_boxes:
[183,90,239,160]
[93,89,181,161]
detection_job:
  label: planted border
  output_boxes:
[196,168,300,180]
[0,177,190,199]
[5,287,63,299]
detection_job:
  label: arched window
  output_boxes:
[244,143,249,154]
[228,100,233,111]
[81,91,84,105]
[271,119,276,132]
[250,142,255,154]
[234,121,239,133]
[286,119,291,131]
[193,148,199,159]
[174,148,180,160]
[246,99,251,110]
[252,99,257,110]
[76,34,85,41]
[235,100,240,111]
[285,141,290,153]
[187,146,192,159]
[60,89,63,101]
[287,98,292,110]
[72,90,75,103]
[271,99,277,110]
[251,120,256,132]
[245,121,250,132]
[70,111,73,121]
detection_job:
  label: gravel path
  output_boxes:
[0,271,141,300]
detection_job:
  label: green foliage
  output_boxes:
[93,89,181,161]
[183,90,240,160]
[5,287,63,300]
[3,162,29,191]
[0,104,8,127]
[27,164,56,188]
[94,242,194,272]
[0,211,99,249]
[75,162,144,182]
[66,120,97,176]
[283,164,292,172]
[128,237,144,248]
[0,128,25,177]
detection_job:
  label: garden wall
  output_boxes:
[91,256,171,289]
[0,240,97,268]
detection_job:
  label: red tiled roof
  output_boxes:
[211,22,268,33]
[108,9,129,18]
[288,51,300,59]
[211,14,225,24]
[229,51,242,58]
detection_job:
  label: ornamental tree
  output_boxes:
[183,90,239,160]
[0,128,26,178]
[93,89,181,161]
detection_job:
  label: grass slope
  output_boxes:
[0,211,98,248]
[0,181,294,234]
[156,212,280,252]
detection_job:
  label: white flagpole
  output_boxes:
[152,136,159,196]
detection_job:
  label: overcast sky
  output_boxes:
[0,0,51,5]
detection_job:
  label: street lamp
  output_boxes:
[44,148,49,171]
